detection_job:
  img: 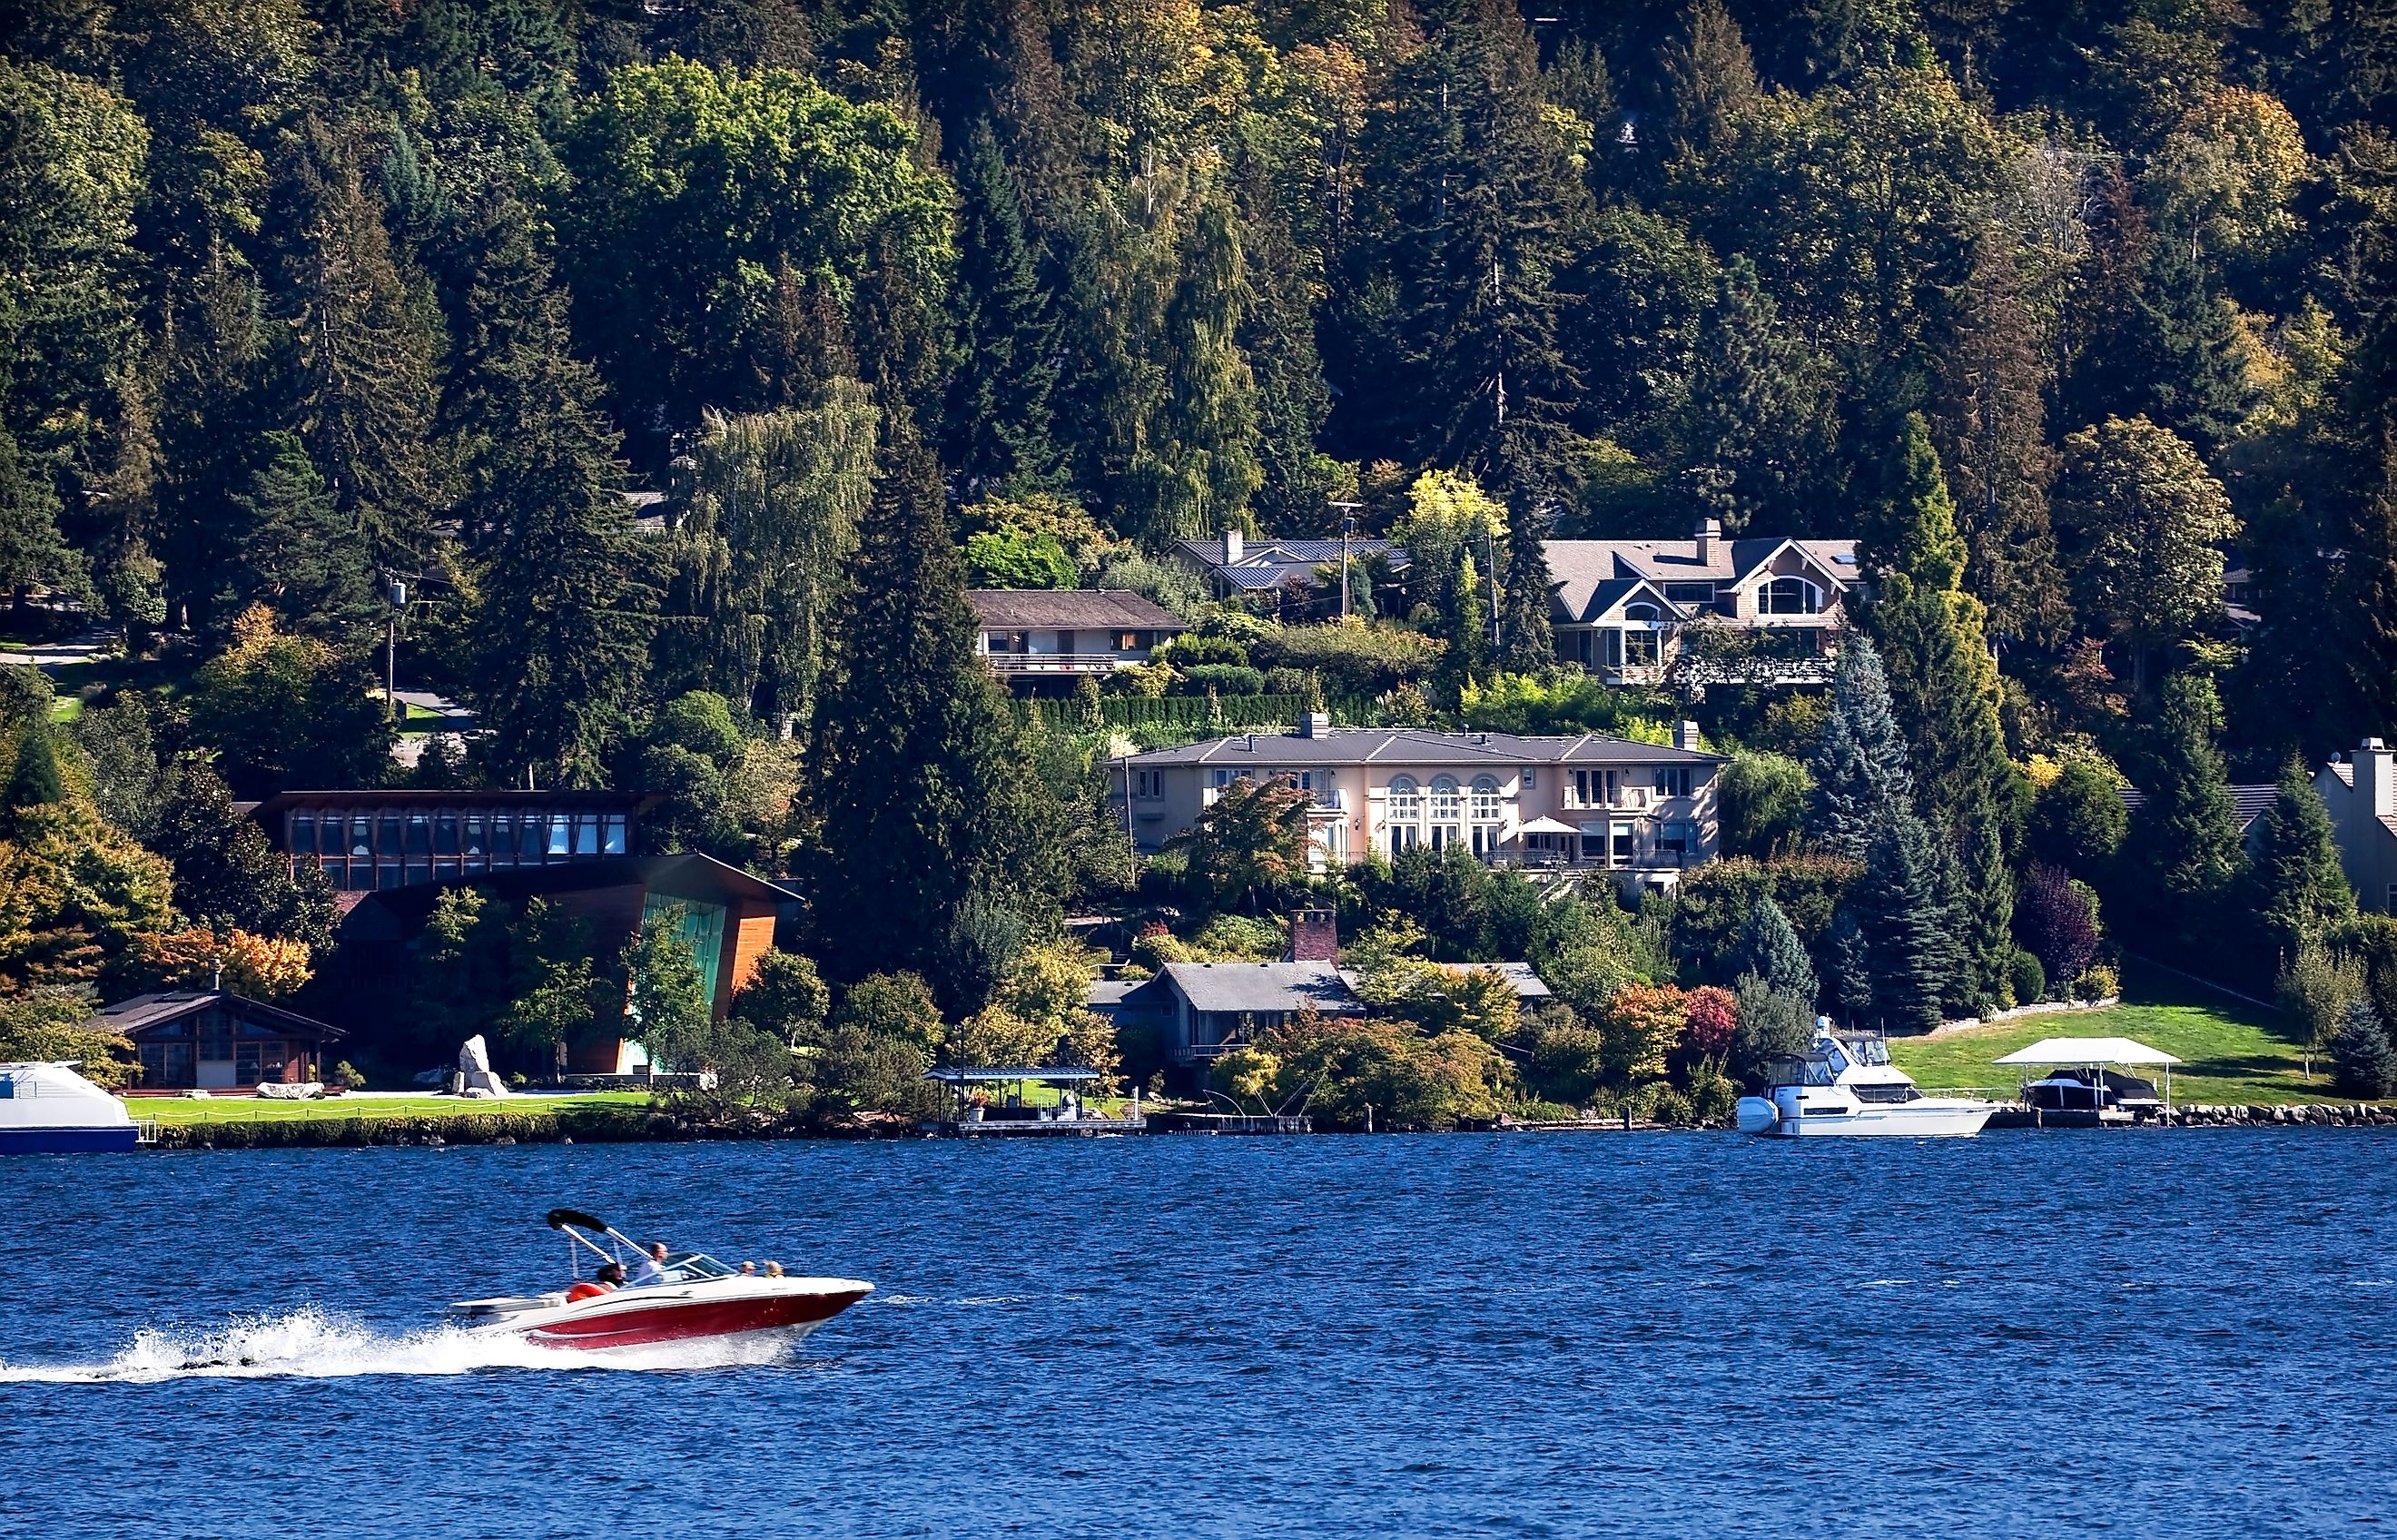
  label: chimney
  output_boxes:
[1297,711,1330,739]
[1695,518,1721,566]
[1288,907,1337,962]
[1675,719,1702,752]
[2362,738,2394,821]
[1223,527,1244,564]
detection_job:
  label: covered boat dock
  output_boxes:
[921,1067,1146,1137]
[1994,1036,2183,1125]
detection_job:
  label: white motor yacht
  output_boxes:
[0,1062,143,1153]
[1735,1023,1996,1138]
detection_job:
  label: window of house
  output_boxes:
[1623,629,1661,665]
[1612,822,1637,863]
[1134,769,1163,798]
[290,814,318,855]
[1653,766,1691,798]
[1663,582,1714,605]
[1624,603,1662,623]
[1388,775,1421,825]
[1470,775,1500,821]
[547,816,573,858]
[1430,776,1460,824]
[1761,577,1821,615]
[1521,768,1535,789]
[1657,822,1692,860]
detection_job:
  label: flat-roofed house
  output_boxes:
[969,589,1184,691]
[1544,519,1860,688]
[1115,714,1724,900]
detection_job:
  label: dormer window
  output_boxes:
[1623,602,1662,623]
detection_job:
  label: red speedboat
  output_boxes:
[449,1209,873,1354]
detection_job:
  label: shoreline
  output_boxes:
[132,1100,2397,1149]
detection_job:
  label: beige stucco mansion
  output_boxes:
[1114,714,1724,898]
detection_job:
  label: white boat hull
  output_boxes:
[1738,1092,1996,1138]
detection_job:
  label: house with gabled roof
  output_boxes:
[967,589,1184,692]
[1174,529,1410,616]
[1544,518,1862,690]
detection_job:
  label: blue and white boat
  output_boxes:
[0,1062,146,1153]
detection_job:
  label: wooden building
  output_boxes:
[337,853,797,1074]
[100,991,345,1092]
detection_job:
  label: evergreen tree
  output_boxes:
[2331,994,2397,1100]
[1826,905,1872,1022]
[1857,805,1966,1033]
[155,246,269,634]
[1495,489,1555,673]
[1436,548,1491,706]
[1235,140,1346,535]
[266,116,445,577]
[1934,237,2067,647]
[2126,670,2248,962]
[457,235,654,789]
[944,119,1063,500]
[1866,423,2013,843]
[1135,194,1263,547]
[2128,240,2257,460]
[0,421,76,606]
[1737,893,1818,1004]
[809,402,1061,1010]
[1958,813,2016,1008]
[1673,257,1842,533]
[226,430,379,640]
[2343,429,2397,740]
[1806,635,1913,857]
[1352,0,1586,487]
[150,754,336,949]
[2245,755,2355,959]
[5,718,67,824]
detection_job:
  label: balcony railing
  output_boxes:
[985,652,1142,675]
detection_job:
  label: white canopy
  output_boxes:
[1994,1036,2182,1067]
[1516,816,1582,836]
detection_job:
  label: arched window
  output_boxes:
[1430,776,1461,823]
[1387,775,1421,824]
[1623,603,1662,623]
[1470,775,1501,822]
[1761,577,1821,615]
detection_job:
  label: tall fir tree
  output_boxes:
[1933,236,2067,647]
[2126,670,2248,962]
[1958,812,2016,1009]
[944,119,1063,501]
[1494,485,1555,673]
[1674,256,1841,532]
[1865,417,2016,844]
[1737,893,1819,1004]
[809,400,1060,1010]
[1857,805,1967,1033]
[2244,755,2355,962]
[155,243,269,633]
[1806,634,1914,857]
[1436,548,1492,706]
[456,227,653,788]
[226,430,379,641]
[1234,138,1346,535]
[1351,0,1586,488]
[267,116,445,578]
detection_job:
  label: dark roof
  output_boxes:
[350,852,799,926]
[249,789,656,821]
[1126,725,1722,769]
[967,589,1185,630]
[1159,962,1364,1015]
[1175,537,1411,590]
[923,1066,1101,1082]
[1545,537,1859,621]
[2116,783,2280,832]
[96,991,343,1041]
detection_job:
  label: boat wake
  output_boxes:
[0,1307,807,1384]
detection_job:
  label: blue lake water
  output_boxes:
[3,1130,2393,1536]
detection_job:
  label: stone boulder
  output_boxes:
[458,1034,511,1099]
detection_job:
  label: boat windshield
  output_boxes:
[657,1252,734,1282]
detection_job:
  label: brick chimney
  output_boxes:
[1288,907,1337,962]
[1694,517,1721,566]
[1224,526,1244,564]
[1675,719,1702,752]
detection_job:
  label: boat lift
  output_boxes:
[1993,1036,2183,1122]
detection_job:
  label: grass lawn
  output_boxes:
[128,1091,651,1126]
[1889,963,2353,1106]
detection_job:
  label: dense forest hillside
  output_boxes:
[4,0,2397,1101]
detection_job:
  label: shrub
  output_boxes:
[2331,997,2397,1099]
[1178,663,1267,696]
[1644,1085,1695,1126]
[1683,1057,1738,1126]
[964,528,1077,588]
[1526,1018,1606,1106]
[2007,949,2047,1006]
[1507,1099,1582,1122]
[1247,621,1442,696]
[330,1061,367,1090]
[2016,863,2101,985]
[2072,964,2119,1001]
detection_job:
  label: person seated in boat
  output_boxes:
[630,1241,672,1287]
[565,1263,625,1303]
[762,1260,784,1278]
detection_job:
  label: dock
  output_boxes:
[925,1113,1148,1137]
[1144,1111,1311,1135]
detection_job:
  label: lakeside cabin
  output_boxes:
[100,991,344,1093]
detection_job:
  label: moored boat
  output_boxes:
[449,1209,873,1354]
[1734,1023,1997,1138]
[0,1062,143,1153]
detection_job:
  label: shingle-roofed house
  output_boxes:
[968,589,1183,690]
[1544,519,1861,687]
[1118,962,1365,1067]
[1174,530,1410,614]
[1116,713,1724,898]
[2313,739,2397,914]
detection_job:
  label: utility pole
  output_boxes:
[383,574,409,712]
[1331,501,1364,620]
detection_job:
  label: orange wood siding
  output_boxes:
[720,912,778,1019]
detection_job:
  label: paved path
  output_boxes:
[0,627,119,674]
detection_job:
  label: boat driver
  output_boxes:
[631,1241,672,1287]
